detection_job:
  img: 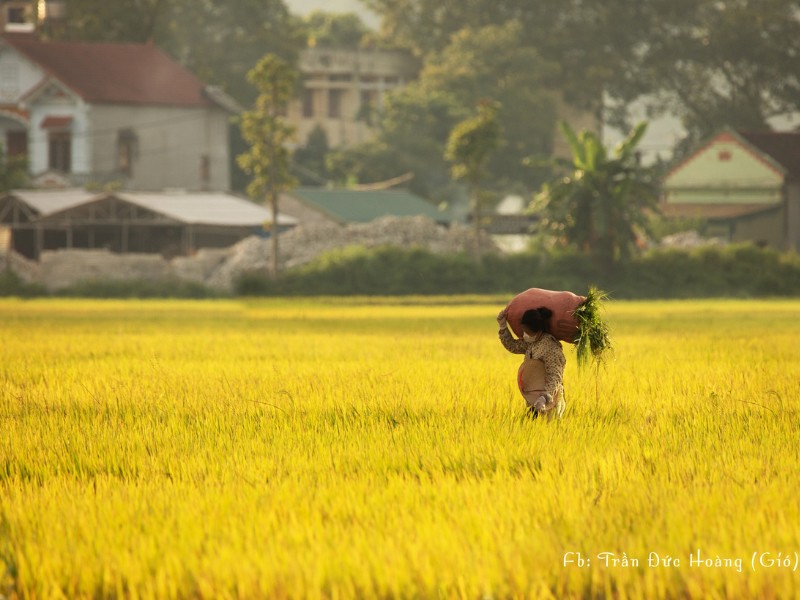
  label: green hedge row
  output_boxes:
[2,244,799,299]
[236,244,800,299]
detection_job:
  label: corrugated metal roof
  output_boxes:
[8,189,296,226]
[288,188,450,224]
[8,189,97,215]
[115,191,297,226]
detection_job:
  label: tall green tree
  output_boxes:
[535,122,659,269]
[617,0,800,143]
[326,86,462,199]
[366,0,800,143]
[301,11,372,48]
[237,55,298,277]
[445,99,501,263]
[421,22,556,190]
[328,21,554,204]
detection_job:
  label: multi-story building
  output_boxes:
[286,47,419,148]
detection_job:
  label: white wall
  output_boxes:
[88,104,231,191]
[27,91,89,175]
[0,42,44,104]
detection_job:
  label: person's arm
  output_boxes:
[497,308,526,354]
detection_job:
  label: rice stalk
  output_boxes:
[572,286,612,367]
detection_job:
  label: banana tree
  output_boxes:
[536,121,660,268]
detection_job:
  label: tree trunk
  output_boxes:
[269,188,279,278]
[472,181,482,265]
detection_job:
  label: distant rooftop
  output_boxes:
[287,188,451,224]
[4,189,297,226]
[738,130,800,179]
[1,33,229,108]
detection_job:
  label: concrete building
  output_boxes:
[286,47,419,148]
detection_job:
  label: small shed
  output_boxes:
[0,189,297,259]
[279,187,453,227]
[661,129,800,250]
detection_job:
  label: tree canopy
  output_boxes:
[328,20,556,203]
[366,0,800,142]
[237,55,298,276]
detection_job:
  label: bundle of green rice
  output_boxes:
[572,286,612,367]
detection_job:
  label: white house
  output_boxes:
[0,27,239,191]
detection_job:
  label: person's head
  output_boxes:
[520,307,552,339]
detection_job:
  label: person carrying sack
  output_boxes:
[497,306,566,419]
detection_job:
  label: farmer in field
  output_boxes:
[497,306,566,419]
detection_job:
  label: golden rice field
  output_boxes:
[1,296,799,599]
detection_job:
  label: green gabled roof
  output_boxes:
[288,188,452,224]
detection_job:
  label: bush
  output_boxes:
[0,270,47,298]
[234,243,800,298]
[55,278,220,299]
[6,243,800,299]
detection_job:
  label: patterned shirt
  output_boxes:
[499,327,566,400]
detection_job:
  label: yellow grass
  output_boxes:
[1,297,799,599]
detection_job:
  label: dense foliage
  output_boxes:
[536,122,661,267]
[233,244,800,299]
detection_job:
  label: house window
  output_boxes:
[302,89,315,118]
[48,132,71,173]
[4,2,34,32]
[6,5,27,24]
[328,89,342,119]
[117,129,137,176]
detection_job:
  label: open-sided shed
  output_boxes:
[0,189,297,259]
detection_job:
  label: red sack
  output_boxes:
[506,288,586,343]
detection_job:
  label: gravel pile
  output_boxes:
[4,216,496,292]
[38,249,172,291]
[0,250,40,283]
[659,230,727,249]
[206,216,496,290]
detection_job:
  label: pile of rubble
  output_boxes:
[0,250,39,283]
[206,216,495,290]
[2,216,497,292]
[658,230,727,249]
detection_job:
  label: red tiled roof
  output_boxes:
[738,130,800,179]
[2,33,212,107]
